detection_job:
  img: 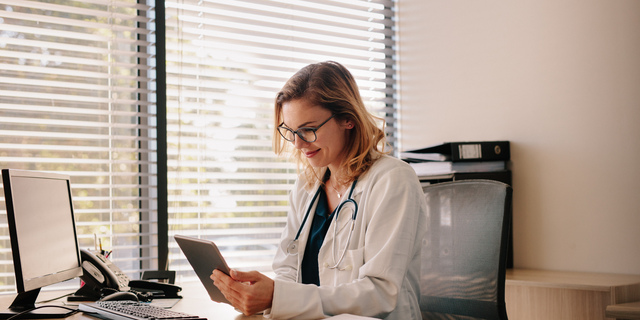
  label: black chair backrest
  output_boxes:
[420,180,512,320]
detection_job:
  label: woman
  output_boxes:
[211,61,427,319]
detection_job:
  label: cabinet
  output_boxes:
[505,269,640,320]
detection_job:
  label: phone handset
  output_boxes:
[83,249,130,290]
[69,249,131,301]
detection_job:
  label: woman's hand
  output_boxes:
[210,269,274,316]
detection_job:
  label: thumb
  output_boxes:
[229,269,261,282]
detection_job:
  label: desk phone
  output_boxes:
[69,249,181,301]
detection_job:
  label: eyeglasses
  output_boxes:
[278,114,335,143]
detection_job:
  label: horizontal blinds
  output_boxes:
[165,0,397,278]
[0,0,156,291]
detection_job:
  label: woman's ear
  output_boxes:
[344,120,354,129]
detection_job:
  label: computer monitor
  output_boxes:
[1,169,83,318]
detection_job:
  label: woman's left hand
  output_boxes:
[210,269,274,316]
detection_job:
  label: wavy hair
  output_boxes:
[273,61,389,188]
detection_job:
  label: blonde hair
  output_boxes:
[273,61,388,188]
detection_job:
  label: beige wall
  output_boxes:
[396,0,640,274]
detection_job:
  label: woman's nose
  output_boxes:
[293,135,307,149]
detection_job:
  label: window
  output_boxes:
[164,0,398,277]
[0,0,397,289]
[0,0,156,292]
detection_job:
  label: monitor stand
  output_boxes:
[0,288,77,319]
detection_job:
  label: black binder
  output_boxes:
[401,141,510,162]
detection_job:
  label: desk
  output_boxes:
[0,284,374,320]
[505,269,640,320]
[0,283,261,320]
[161,282,263,320]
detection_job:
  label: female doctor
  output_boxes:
[211,61,427,319]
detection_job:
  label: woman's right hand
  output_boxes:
[210,269,274,316]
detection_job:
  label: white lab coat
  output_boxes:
[265,155,428,319]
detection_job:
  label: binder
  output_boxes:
[401,141,510,162]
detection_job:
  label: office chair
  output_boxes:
[420,180,512,320]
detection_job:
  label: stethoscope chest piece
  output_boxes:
[287,240,299,255]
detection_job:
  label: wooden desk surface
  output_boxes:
[169,282,263,320]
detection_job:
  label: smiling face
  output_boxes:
[281,98,353,173]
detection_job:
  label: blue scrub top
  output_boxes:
[301,187,335,286]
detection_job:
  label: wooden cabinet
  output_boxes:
[505,269,640,320]
[606,301,640,319]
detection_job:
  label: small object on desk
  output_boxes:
[100,291,139,302]
[79,300,206,320]
[141,270,176,284]
[129,279,182,299]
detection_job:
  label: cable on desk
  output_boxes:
[5,305,79,320]
[36,292,74,304]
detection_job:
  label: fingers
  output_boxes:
[210,269,251,313]
[210,269,239,303]
[210,269,273,316]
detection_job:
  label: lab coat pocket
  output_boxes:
[323,247,364,286]
[340,247,364,283]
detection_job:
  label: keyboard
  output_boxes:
[78,301,207,320]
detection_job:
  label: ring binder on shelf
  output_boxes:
[401,141,510,162]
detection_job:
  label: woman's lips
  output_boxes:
[304,149,319,158]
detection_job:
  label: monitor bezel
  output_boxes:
[2,169,83,305]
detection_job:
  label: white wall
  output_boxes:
[396,0,640,274]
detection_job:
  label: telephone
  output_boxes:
[69,249,181,301]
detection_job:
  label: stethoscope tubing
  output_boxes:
[293,187,322,242]
[287,179,358,270]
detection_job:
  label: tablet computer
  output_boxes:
[174,235,231,304]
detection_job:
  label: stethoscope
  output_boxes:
[286,179,358,270]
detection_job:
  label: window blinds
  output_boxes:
[0,0,157,291]
[164,0,397,277]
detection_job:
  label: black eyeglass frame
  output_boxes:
[277,114,336,143]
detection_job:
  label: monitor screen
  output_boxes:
[1,169,83,318]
